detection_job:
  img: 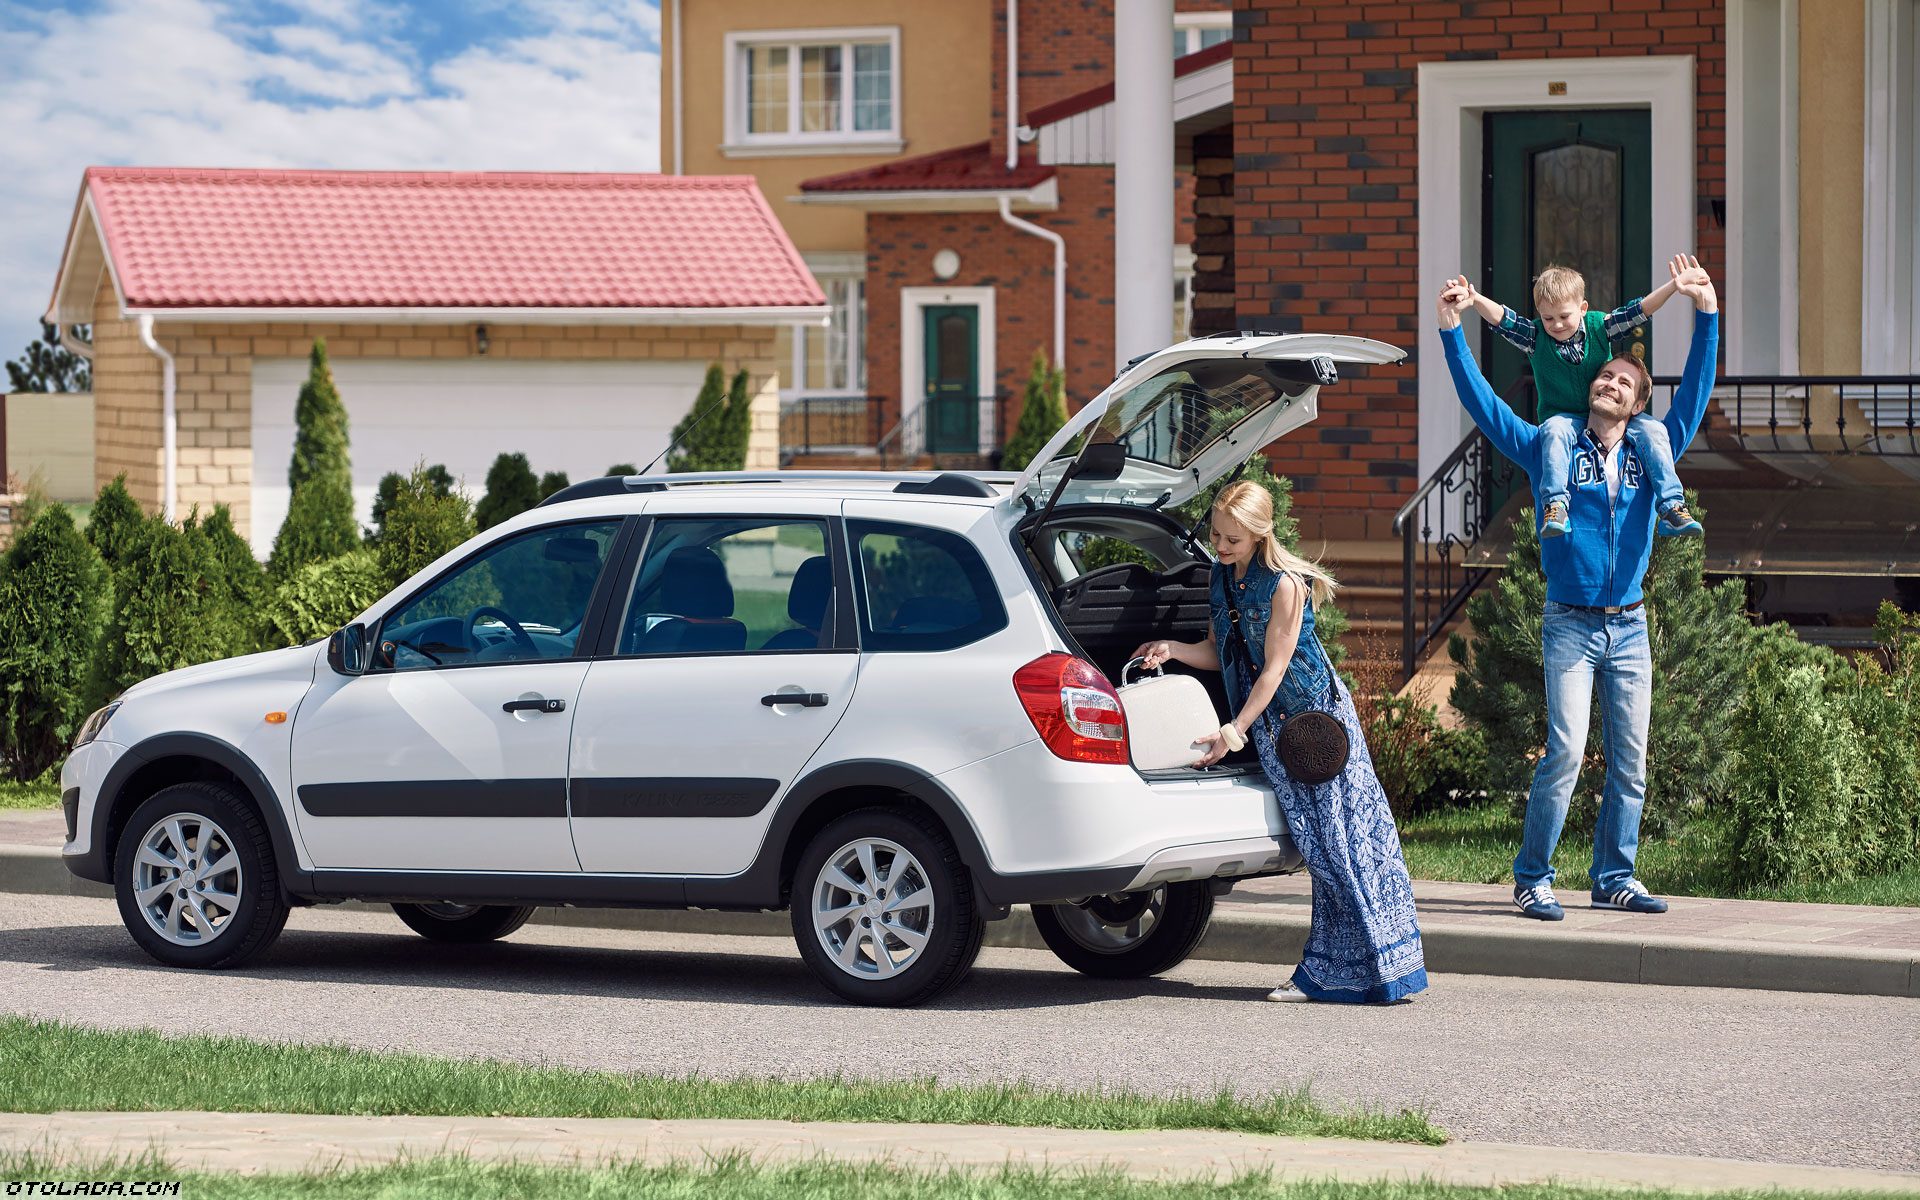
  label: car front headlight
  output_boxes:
[72,701,121,750]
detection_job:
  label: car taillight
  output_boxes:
[1013,653,1129,765]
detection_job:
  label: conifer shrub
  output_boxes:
[0,505,109,780]
[369,464,453,543]
[667,366,752,473]
[376,464,476,591]
[605,463,639,476]
[94,518,236,700]
[269,340,357,575]
[257,551,387,649]
[1000,350,1068,472]
[85,475,143,570]
[539,471,571,499]
[190,505,267,656]
[475,453,540,531]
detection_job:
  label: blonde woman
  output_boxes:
[1132,481,1427,1004]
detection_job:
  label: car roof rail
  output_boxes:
[892,472,997,498]
[537,475,667,507]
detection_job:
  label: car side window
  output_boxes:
[617,518,837,656]
[377,521,622,671]
[849,519,1007,652]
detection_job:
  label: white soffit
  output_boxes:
[1035,57,1231,166]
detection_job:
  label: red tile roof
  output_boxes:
[799,141,1054,194]
[73,167,824,312]
[1024,40,1232,127]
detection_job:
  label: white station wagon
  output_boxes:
[61,332,1403,1006]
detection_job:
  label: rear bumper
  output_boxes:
[1123,834,1301,890]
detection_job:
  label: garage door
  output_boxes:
[250,357,710,558]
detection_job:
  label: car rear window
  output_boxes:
[849,519,1007,652]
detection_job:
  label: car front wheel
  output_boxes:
[391,902,536,943]
[1031,882,1213,978]
[113,782,289,970]
[790,807,984,1007]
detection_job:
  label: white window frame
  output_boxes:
[900,286,996,456]
[723,26,904,159]
[1726,0,1800,375]
[792,251,867,400]
[1173,11,1231,57]
[1863,0,1920,374]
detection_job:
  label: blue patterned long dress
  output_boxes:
[1213,559,1428,1003]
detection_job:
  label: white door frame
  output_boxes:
[900,286,996,455]
[1415,56,1697,482]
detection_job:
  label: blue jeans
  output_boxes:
[1538,413,1685,513]
[1513,603,1652,893]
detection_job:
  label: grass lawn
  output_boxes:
[0,1016,1443,1145]
[0,772,60,810]
[4,1155,1907,1200]
[1397,801,1920,907]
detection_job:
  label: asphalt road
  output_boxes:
[1,894,1914,1172]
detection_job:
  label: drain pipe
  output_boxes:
[997,0,1065,372]
[670,0,684,174]
[136,315,177,523]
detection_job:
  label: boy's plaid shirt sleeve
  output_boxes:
[1602,298,1647,340]
[1495,307,1536,352]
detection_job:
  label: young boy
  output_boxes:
[1461,266,1700,538]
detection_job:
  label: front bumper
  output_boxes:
[59,739,126,883]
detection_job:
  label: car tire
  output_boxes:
[790,807,984,1007]
[1031,882,1213,979]
[113,781,289,970]
[391,902,536,943]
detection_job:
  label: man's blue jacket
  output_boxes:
[1441,311,1719,608]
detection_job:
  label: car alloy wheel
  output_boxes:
[810,836,936,981]
[1048,887,1168,954]
[132,811,245,947]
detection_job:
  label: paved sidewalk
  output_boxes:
[7,808,1917,997]
[4,1112,1919,1193]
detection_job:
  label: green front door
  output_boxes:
[923,305,978,455]
[1482,108,1652,509]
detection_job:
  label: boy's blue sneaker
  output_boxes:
[1591,879,1670,913]
[1540,499,1571,538]
[1513,883,1565,921]
[1657,504,1703,537]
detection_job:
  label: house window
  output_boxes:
[1174,12,1231,57]
[727,28,901,154]
[795,271,866,395]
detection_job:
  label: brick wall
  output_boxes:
[1190,128,1235,336]
[88,277,780,542]
[1235,0,1727,542]
[866,164,1117,438]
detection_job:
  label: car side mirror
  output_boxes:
[328,623,370,676]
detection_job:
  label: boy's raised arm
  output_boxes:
[1439,280,1539,466]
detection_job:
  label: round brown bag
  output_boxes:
[1277,709,1350,785]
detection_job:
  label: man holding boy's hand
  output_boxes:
[1438,256,1719,921]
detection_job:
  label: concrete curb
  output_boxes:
[6,843,1915,999]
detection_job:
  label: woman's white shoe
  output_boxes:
[1265,984,1313,1003]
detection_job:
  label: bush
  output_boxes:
[667,365,752,474]
[193,504,266,642]
[369,464,453,543]
[257,551,387,649]
[1358,695,1488,820]
[605,463,638,476]
[1000,350,1068,472]
[94,518,242,700]
[475,453,540,531]
[0,506,109,781]
[86,475,144,570]
[539,471,571,499]
[1448,491,1753,837]
[376,464,476,591]
[269,340,357,576]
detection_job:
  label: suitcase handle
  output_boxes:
[1120,656,1165,688]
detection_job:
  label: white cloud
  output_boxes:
[0,0,660,345]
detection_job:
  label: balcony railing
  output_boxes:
[1666,374,1920,455]
[780,395,888,460]
[876,393,1010,469]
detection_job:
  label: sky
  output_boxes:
[0,0,662,357]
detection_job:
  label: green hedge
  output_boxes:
[0,506,108,781]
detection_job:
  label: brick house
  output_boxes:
[668,0,1920,668]
[41,168,826,554]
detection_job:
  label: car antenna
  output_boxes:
[634,388,728,477]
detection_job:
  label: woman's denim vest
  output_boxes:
[1210,559,1333,719]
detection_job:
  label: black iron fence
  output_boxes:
[1657,374,1920,455]
[876,393,1010,469]
[779,395,888,459]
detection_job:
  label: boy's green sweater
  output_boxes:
[1531,310,1611,424]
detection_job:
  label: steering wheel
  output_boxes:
[464,605,537,658]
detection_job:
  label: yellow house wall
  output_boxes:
[1798,1,1866,374]
[87,279,782,543]
[664,0,992,253]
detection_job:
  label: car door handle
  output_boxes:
[502,697,566,714]
[761,692,830,708]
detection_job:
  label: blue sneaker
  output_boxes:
[1656,504,1702,537]
[1591,879,1670,913]
[1513,883,1565,921]
[1540,499,1571,538]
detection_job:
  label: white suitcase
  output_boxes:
[1116,657,1221,770]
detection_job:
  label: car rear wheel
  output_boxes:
[791,807,984,1007]
[113,782,289,970]
[391,902,536,943]
[1031,882,1213,978]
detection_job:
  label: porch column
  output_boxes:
[1114,0,1174,365]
